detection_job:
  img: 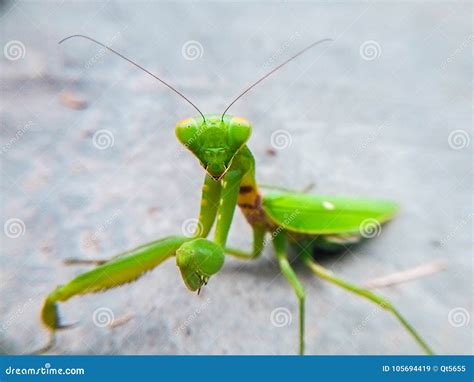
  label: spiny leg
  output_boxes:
[37,235,191,353]
[65,226,266,266]
[63,244,172,266]
[63,258,110,266]
[300,249,434,355]
[273,232,305,355]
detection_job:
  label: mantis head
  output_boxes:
[58,36,331,182]
[176,238,225,291]
[58,35,331,181]
[176,115,251,180]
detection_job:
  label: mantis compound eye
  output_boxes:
[176,238,225,292]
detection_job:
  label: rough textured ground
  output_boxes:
[1,1,472,355]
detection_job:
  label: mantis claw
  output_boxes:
[176,238,224,292]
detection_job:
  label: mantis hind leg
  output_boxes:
[37,235,191,353]
[272,232,305,355]
[300,249,434,355]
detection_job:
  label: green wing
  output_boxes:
[262,191,398,235]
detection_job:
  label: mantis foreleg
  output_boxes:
[196,174,222,237]
[301,252,434,355]
[214,169,243,247]
[273,232,305,355]
[65,226,266,265]
[39,236,191,352]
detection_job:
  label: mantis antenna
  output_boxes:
[59,34,206,122]
[221,38,333,120]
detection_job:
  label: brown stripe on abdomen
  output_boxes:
[239,203,255,209]
[238,194,267,225]
[239,185,254,194]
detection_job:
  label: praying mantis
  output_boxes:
[38,35,434,355]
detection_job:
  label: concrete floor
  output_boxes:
[1,1,472,355]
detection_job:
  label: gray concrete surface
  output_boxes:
[1,1,472,355]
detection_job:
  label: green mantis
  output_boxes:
[38,35,434,355]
